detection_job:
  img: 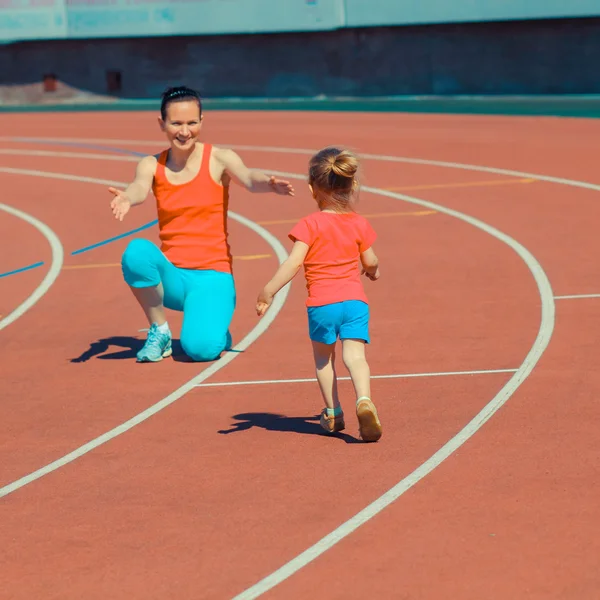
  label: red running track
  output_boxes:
[0,110,599,599]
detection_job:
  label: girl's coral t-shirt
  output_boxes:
[289,211,377,307]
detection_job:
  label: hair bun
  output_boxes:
[330,151,359,179]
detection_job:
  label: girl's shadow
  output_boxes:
[218,412,360,443]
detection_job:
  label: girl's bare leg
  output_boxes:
[311,341,340,410]
[341,339,371,400]
[342,339,382,442]
[312,341,345,433]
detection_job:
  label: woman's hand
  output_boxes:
[268,176,295,196]
[109,187,132,221]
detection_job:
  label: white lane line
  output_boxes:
[0,148,139,162]
[195,368,518,388]
[554,293,600,300]
[0,166,125,187]
[230,170,555,600]
[0,136,164,146]
[0,202,64,332]
[0,136,165,146]
[0,168,291,499]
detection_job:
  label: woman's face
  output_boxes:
[159,100,202,151]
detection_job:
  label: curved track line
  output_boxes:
[231,171,555,599]
[0,170,290,499]
[4,136,600,192]
[0,202,64,332]
[233,146,600,193]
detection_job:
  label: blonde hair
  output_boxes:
[308,146,360,213]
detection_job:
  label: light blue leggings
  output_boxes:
[121,238,236,362]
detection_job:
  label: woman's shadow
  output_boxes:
[218,412,360,443]
[70,335,194,362]
[70,331,245,362]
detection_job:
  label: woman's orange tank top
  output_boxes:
[152,144,232,273]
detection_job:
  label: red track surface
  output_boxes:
[1,111,599,599]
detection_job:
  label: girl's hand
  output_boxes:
[256,288,274,316]
[362,267,380,281]
[109,187,132,221]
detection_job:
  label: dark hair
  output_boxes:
[160,86,203,120]
[308,146,360,212]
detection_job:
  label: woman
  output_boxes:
[109,86,294,362]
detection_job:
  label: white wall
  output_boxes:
[3,0,600,44]
[344,0,600,28]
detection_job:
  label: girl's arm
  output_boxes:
[256,241,309,316]
[360,247,380,281]
[216,148,295,196]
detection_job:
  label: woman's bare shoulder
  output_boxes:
[133,154,159,180]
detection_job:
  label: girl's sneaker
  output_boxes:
[320,409,345,433]
[356,397,382,442]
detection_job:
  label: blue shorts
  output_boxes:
[307,300,370,345]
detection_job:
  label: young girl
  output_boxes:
[256,146,382,442]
